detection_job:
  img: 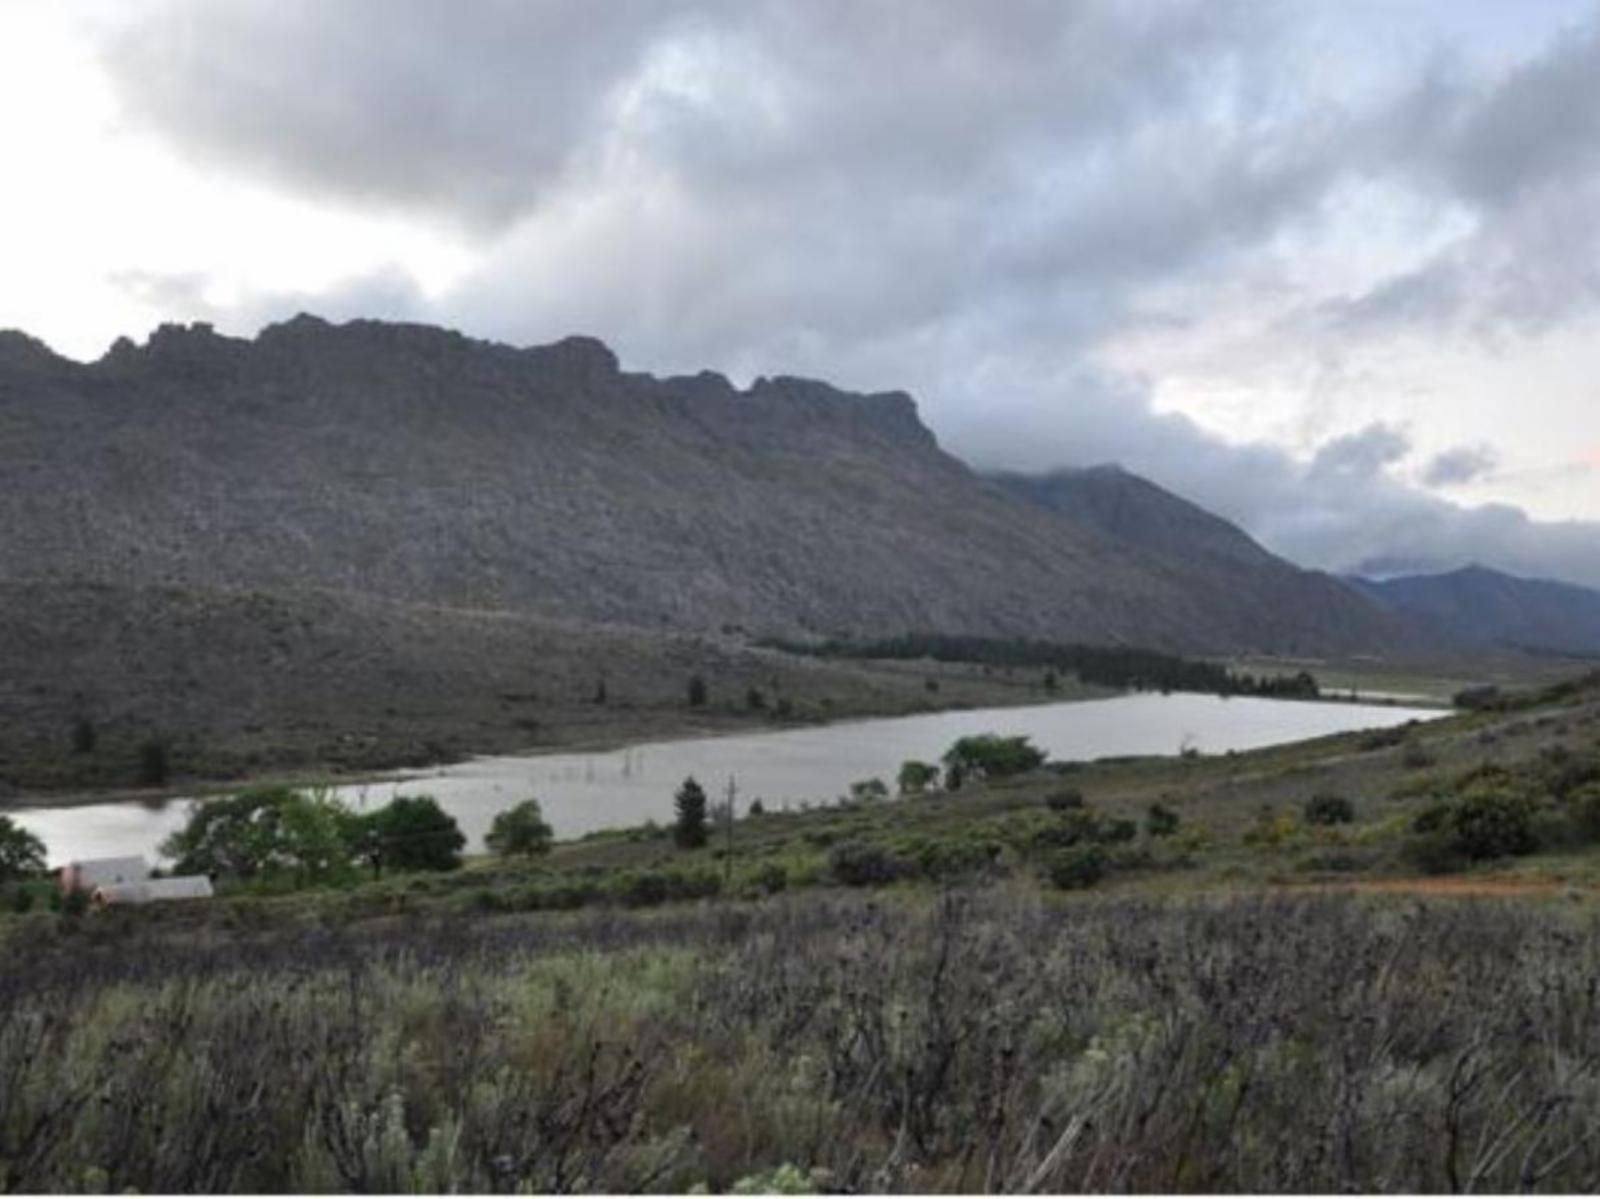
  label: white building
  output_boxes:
[57,856,149,894]
[93,876,215,906]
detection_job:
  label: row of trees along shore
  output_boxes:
[761,632,1320,698]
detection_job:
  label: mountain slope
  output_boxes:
[990,466,1419,657]
[0,315,1410,655]
[1351,566,1600,657]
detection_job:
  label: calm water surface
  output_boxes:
[12,693,1441,865]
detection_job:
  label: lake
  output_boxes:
[11,692,1442,866]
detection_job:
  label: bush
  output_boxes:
[897,760,940,796]
[828,842,902,887]
[486,799,554,858]
[1570,783,1600,842]
[1409,787,1538,864]
[1103,818,1138,844]
[1303,794,1356,826]
[1403,831,1469,875]
[903,837,1001,882]
[1450,788,1537,859]
[1400,741,1436,770]
[753,862,788,895]
[1048,846,1107,890]
[1044,788,1084,812]
[375,795,466,872]
[1145,803,1180,838]
[137,738,171,786]
[0,816,46,882]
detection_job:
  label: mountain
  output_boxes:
[989,465,1417,656]
[1351,565,1600,657]
[0,315,1409,654]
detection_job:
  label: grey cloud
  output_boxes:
[1423,444,1499,486]
[1310,423,1412,480]
[102,0,716,230]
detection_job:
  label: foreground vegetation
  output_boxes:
[6,889,1600,1193]
[4,672,1600,1192]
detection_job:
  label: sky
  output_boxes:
[3,0,1599,586]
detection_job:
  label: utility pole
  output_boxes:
[723,774,738,890]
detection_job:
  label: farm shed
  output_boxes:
[92,876,214,907]
[58,855,149,894]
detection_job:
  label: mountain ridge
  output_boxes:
[0,313,1412,655]
[1351,565,1600,657]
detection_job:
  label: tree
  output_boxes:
[374,795,465,872]
[941,734,1046,783]
[687,675,708,708]
[487,799,554,858]
[897,760,939,796]
[673,776,709,848]
[338,808,387,879]
[162,786,355,882]
[0,817,45,882]
[137,738,170,786]
[848,777,889,803]
[162,787,296,879]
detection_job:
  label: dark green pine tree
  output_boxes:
[673,776,709,848]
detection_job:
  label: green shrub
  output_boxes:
[137,738,170,786]
[1103,818,1138,844]
[827,842,902,887]
[486,799,553,858]
[753,862,788,895]
[1044,788,1084,812]
[1570,783,1600,842]
[1048,846,1107,890]
[1451,788,1537,859]
[1400,741,1436,770]
[1403,831,1469,875]
[1145,802,1180,837]
[0,816,46,882]
[1409,787,1538,863]
[897,760,940,796]
[1303,794,1356,826]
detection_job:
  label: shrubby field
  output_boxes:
[4,672,1600,1193]
[5,890,1600,1193]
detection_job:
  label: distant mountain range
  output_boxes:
[1350,566,1600,658]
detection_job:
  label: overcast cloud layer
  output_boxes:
[7,1,1600,585]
